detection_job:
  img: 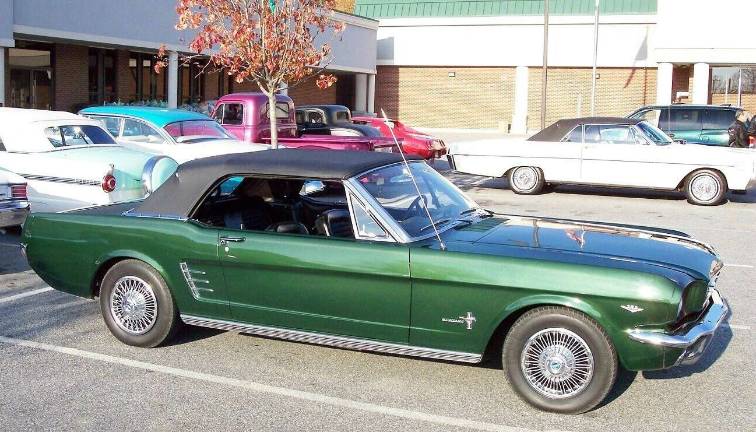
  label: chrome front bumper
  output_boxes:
[0,201,30,228]
[627,289,728,366]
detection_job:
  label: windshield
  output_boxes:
[164,120,233,143]
[357,162,479,238]
[44,125,116,148]
[637,121,673,145]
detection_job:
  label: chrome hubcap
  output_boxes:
[691,174,719,202]
[521,328,594,399]
[110,276,157,335]
[513,167,537,190]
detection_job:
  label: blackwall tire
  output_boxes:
[685,169,727,206]
[508,167,545,195]
[502,306,618,414]
[99,259,180,348]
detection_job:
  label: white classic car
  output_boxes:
[79,106,268,164]
[0,108,178,213]
[0,167,29,228]
[448,117,756,205]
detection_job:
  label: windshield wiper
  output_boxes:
[419,218,451,232]
[460,207,494,218]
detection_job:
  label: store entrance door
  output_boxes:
[9,69,52,110]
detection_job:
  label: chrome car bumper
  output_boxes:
[0,201,30,228]
[627,289,728,366]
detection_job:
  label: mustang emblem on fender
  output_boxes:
[442,312,477,330]
[621,305,644,313]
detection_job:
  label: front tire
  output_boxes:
[508,166,545,195]
[502,307,618,414]
[99,259,180,347]
[684,169,727,205]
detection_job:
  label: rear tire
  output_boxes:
[99,259,180,348]
[502,306,618,414]
[684,169,727,206]
[509,166,545,195]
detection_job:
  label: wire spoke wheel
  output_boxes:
[110,276,158,336]
[520,328,594,399]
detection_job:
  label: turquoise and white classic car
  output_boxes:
[0,108,178,213]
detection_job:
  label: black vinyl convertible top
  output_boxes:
[137,149,418,218]
[528,117,644,142]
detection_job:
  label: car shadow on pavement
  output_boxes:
[0,229,30,276]
[165,325,225,347]
[641,322,733,380]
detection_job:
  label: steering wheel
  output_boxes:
[405,195,426,219]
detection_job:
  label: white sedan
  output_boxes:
[448,117,756,205]
[79,106,268,164]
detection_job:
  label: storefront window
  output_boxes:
[8,42,53,110]
[128,52,167,102]
[711,67,756,110]
[88,48,117,104]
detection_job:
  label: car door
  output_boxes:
[212,177,411,343]
[119,118,170,155]
[580,124,659,187]
[214,101,247,141]
[660,108,704,144]
[701,109,736,146]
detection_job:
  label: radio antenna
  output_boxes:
[380,109,446,251]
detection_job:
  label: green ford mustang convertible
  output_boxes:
[21,149,728,413]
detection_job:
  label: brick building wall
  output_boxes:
[527,67,657,130]
[711,93,756,114]
[671,65,691,102]
[288,79,339,106]
[54,44,89,112]
[115,50,131,103]
[375,66,516,129]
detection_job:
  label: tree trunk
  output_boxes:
[268,91,279,149]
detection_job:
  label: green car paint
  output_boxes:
[22,205,719,372]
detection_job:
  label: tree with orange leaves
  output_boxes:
[164,0,344,148]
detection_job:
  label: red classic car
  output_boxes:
[212,93,397,152]
[352,115,447,159]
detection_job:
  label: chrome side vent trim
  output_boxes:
[180,314,482,364]
[179,262,214,300]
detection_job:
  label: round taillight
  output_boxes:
[102,174,117,193]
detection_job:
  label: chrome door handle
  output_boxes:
[220,236,246,245]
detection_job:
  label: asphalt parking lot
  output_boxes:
[1,151,755,431]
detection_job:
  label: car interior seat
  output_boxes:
[314,209,354,238]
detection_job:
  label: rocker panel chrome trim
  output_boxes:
[180,314,483,364]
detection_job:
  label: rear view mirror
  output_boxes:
[302,180,326,196]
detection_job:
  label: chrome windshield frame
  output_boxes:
[345,160,479,244]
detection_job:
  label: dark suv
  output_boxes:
[628,104,743,146]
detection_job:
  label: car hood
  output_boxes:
[160,140,269,163]
[440,215,719,282]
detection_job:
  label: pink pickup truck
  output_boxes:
[212,93,397,152]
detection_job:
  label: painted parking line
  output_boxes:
[0,336,545,432]
[726,324,752,330]
[725,263,754,269]
[0,287,53,304]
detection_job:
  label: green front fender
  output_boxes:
[489,294,672,371]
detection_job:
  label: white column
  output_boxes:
[280,82,288,96]
[167,51,179,108]
[656,62,673,105]
[0,48,5,107]
[511,66,529,135]
[367,74,376,115]
[692,62,710,105]
[354,73,367,113]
